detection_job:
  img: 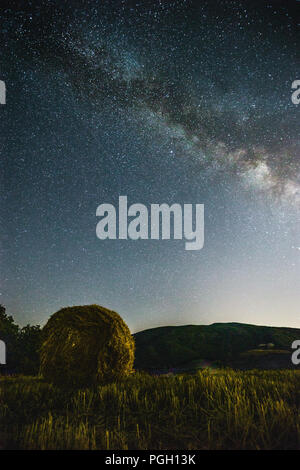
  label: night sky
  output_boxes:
[1,0,299,332]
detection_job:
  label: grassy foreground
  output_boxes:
[1,370,300,450]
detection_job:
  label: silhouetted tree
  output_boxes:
[0,305,41,375]
[0,305,20,372]
[18,324,42,375]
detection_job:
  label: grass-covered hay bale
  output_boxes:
[40,305,135,386]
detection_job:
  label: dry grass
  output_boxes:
[1,369,300,450]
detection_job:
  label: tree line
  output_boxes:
[0,305,41,375]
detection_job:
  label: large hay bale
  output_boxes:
[40,304,135,386]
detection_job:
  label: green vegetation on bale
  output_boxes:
[40,305,135,386]
[1,370,300,450]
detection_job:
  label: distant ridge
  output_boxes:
[133,322,300,369]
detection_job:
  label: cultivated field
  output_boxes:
[1,369,300,450]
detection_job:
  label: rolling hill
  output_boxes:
[133,322,300,370]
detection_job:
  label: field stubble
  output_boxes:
[1,370,300,450]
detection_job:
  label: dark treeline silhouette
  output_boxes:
[0,305,41,375]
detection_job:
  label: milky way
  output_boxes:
[1,0,299,331]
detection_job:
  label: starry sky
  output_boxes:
[1,0,299,332]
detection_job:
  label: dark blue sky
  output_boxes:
[1,0,299,332]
